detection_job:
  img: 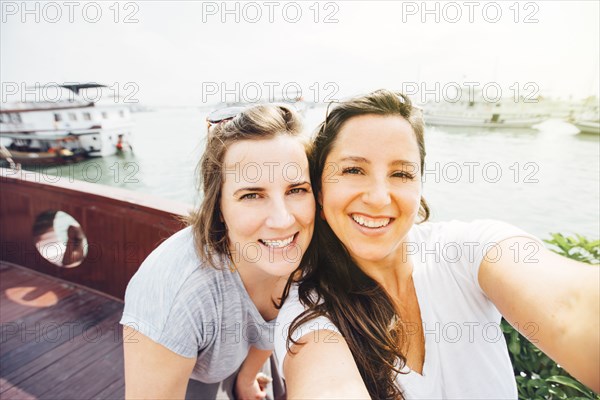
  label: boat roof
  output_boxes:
[0,102,94,113]
[0,83,111,112]
[59,83,107,95]
[0,132,79,140]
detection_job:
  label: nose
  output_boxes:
[362,177,391,208]
[266,197,295,229]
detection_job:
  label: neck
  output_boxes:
[355,242,414,298]
[235,263,287,319]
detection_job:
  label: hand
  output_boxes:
[235,372,272,400]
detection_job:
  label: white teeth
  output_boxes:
[351,214,391,228]
[260,235,294,248]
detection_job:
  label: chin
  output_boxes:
[350,246,394,263]
[259,261,298,278]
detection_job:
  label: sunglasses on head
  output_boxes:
[206,106,247,126]
[206,103,298,127]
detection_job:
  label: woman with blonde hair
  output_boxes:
[121,104,315,399]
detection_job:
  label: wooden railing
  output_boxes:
[0,167,191,300]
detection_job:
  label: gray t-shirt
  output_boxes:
[120,226,276,383]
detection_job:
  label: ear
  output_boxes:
[218,203,225,223]
[317,192,326,220]
[217,195,225,223]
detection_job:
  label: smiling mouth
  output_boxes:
[350,214,392,228]
[258,233,297,248]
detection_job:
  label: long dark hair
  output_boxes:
[288,90,430,399]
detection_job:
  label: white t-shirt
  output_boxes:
[275,219,543,399]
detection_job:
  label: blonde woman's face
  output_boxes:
[220,135,315,278]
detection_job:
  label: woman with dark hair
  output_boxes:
[121,104,315,399]
[274,90,599,399]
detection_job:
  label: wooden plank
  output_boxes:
[0,267,37,291]
[3,315,123,398]
[91,377,125,400]
[0,379,37,400]
[0,296,121,376]
[0,287,106,354]
[1,278,76,323]
[0,263,205,399]
[0,286,75,323]
[0,265,123,370]
[0,264,127,399]
[0,312,123,392]
[0,263,75,294]
[39,343,124,399]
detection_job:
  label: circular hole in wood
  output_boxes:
[32,210,88,268]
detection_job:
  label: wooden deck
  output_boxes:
[0,167,194,399]
[0,262,125,399]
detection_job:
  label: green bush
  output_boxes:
[501,233,599,399]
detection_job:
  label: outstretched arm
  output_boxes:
[123,326,196,399]
[479,236,600,392]
[283,330,371,399]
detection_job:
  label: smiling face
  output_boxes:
[320,114,422,267]
[220,135,315,278]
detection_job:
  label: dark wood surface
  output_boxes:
[0,262,125,399]
[0,168,207,398]
[0,167,189,299]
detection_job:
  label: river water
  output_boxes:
[21,105,600,240]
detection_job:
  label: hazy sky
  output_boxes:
[1,0,599,105]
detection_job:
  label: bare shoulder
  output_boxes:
[284,330,371,399]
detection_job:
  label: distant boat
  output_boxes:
[422,87,549,129]
[568,96,600,135]
[573,120,600,135]
[1,135,88,167]
[222,91,307,116]
[128,104,154,113]
[423,112,547,129]
[0,83,134,158]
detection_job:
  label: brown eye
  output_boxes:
[392,171,415,180]
[288,188,307,195]
[342,167,362,175]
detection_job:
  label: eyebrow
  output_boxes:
[339,156,416,166]
[232,181,310,197]
[233,187,264,197]
[289,180,311,187]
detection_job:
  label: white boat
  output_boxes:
[222,89,307,117]
[0,133,88,167]
[573,120,600,135]
[422,87,549,129]
[423,111,547,129]
[0,83,134,157]
[570,99,599,135]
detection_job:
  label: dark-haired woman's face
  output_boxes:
[320,114,422,266]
